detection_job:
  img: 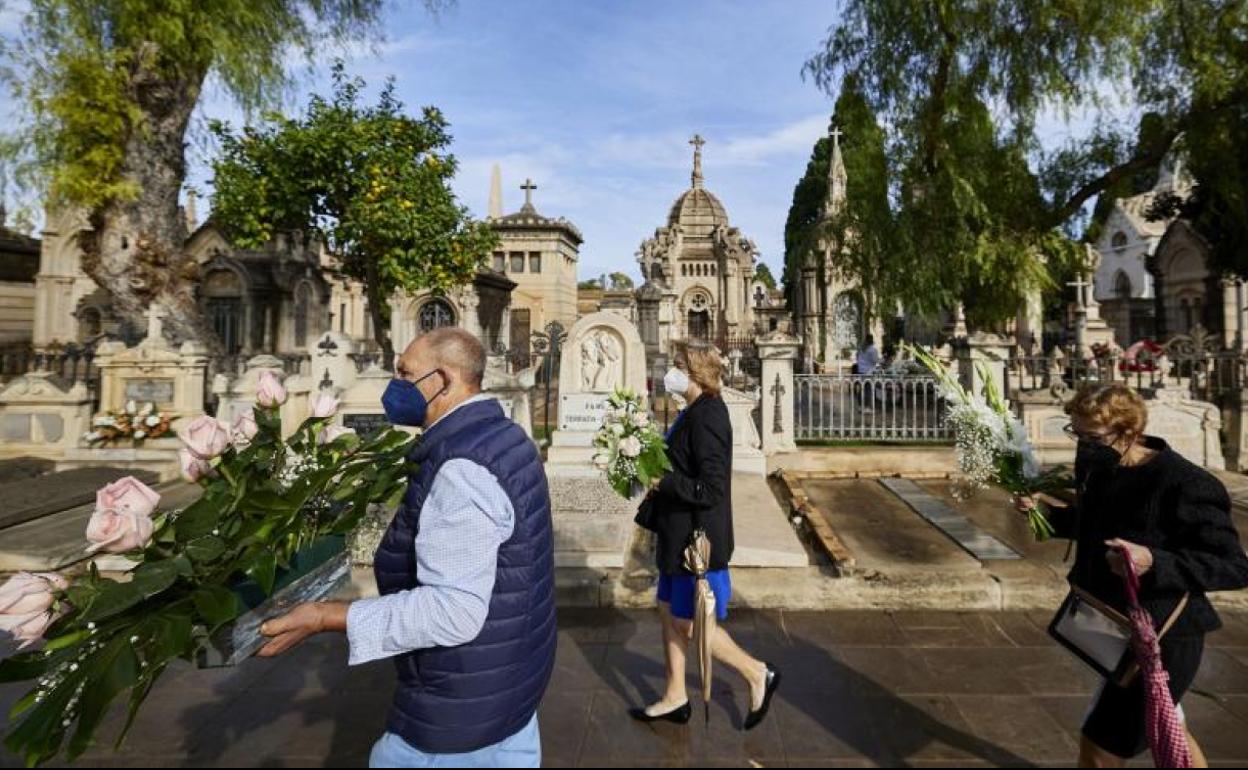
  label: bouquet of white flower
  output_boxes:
[592,389,671,499]
[82,401,174,447]
[907,345,1070,541]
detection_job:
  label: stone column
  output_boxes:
[758,332,800,454]
[955,332,1013,402]
[1016,284,1044,353]
[1221,389,1248,472]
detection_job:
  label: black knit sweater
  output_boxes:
[1049,437,1248,636]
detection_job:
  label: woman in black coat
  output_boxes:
[628,339,781,731]
[1016,383,1248,768]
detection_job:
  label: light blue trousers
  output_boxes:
[368,715,541,768]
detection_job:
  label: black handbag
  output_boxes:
[1048,583,1188,687]
[634,492,658,532]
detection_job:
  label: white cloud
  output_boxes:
[718,114,829,166]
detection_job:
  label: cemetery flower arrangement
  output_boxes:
[1121,339,1164,373]
[907,345,1069,541]
[0,376,416,767]
[83,401,174,447]
[593,388,671,498]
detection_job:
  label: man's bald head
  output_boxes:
[403,327,486,391]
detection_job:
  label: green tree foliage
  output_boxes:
[1151,102,1248,278]
[209,64,497,366]
[0,0,406,342]
[608,272,634,291]
[752,262,777,290]
[803,0,1247,328]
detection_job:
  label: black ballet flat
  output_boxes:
[743,664,781,731]
[629,701,692,725]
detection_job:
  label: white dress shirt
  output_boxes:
[345,394,516,665]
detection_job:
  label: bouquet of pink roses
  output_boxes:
[0,373,414,766]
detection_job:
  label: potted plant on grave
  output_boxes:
[0,374,414,766]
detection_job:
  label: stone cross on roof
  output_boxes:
[830,125,843,147]
[690,134,706,189]
[520,178,537,212]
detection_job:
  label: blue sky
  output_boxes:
[1,0,1126,283]
[188,0,842,283]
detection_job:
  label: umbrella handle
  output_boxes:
[1112,544,1143,607]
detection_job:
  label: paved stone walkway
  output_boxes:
[4,608,1248,767]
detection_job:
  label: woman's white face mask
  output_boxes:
[664,367,691,398]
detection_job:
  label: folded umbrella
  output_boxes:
[682,528,716,724]
[1116,545,1193,769]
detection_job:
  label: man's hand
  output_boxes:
[1105,539,1154,578]
[257,601,348,657]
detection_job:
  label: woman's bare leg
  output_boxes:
[645,601,690,715]
[710,626,769,710]
[1188,730,1208,768]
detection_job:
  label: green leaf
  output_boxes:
[129,560,180,600]
[0,654,50,684]
[192,585,239,628]
[42,629,90,652]
[184,535,227,564]
[67,634,140,759]
[79,581,143,624]
[246,552,277,596]
[174,494,224,542]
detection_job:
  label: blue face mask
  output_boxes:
[381,370,444,427]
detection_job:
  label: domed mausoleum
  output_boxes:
[636,135,759,343]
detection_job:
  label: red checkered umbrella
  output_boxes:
[1117,546,1193,769]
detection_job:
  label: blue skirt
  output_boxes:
[657,569,731,621]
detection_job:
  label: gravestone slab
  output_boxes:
[123,378,176,405]
[548,312,647,465]
[0,456,54,485]
[879,477,1021,561]
[0,467,161,531]
[34,414,63,443]
[342,412,389,438]
[2,414,30,442]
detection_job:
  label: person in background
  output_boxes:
[855,334,882,411]
[1015,383,1248,768]
[629,339,782,731]
[257,328,557,769]
[856,334,881,376]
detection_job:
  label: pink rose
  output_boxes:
[181,415,231,460]
[0,572,68,650]
[256,371,287,408]
[85,476,160,554]
[179,447,213,482]
[317,425,356,445]
[232,411,258,444]
[310,391,340,419]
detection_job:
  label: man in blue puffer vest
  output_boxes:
[259,327,557,768]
